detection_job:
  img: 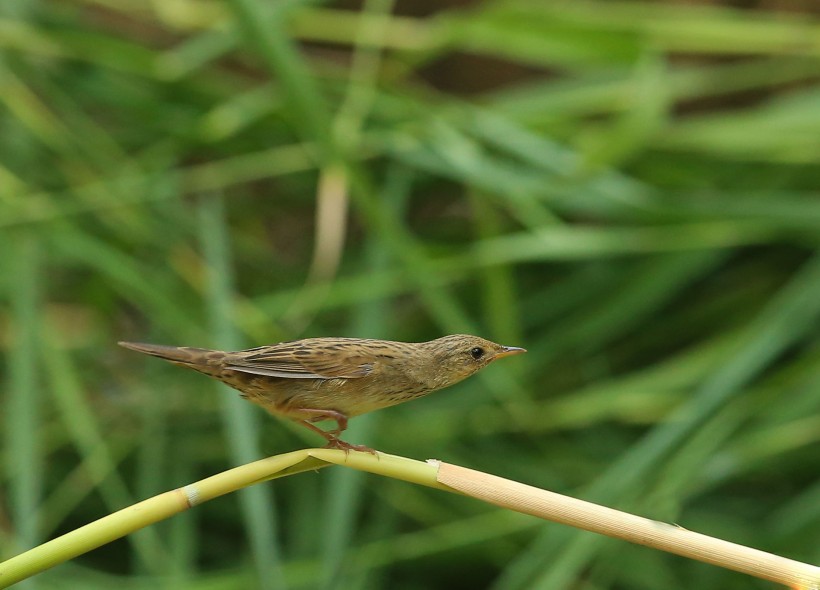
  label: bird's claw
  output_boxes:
[323,438,377,455]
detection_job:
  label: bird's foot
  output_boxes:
[323,438,377,455]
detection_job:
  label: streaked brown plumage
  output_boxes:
[119,335,525,452]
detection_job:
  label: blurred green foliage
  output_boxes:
[1,0,819,588]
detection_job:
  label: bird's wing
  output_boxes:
[224,340,375,379]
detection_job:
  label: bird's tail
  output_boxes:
[118,341,225,366]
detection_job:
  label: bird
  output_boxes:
[119,335,526,453]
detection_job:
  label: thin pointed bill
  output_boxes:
[496,346,527,359]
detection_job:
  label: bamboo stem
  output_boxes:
[435,462,819,590]
[1,450,816,589]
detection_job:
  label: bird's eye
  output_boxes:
[470,347,484,360]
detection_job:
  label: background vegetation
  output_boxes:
[2,0,819,588]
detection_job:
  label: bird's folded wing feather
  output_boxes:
[225,343,375,379]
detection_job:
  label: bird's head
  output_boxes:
[420,334,526,389]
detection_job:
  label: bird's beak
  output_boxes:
[496,346,527,359]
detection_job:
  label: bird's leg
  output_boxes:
[300,408,348,435]
[296,408,375,454]
[299,419,341,444]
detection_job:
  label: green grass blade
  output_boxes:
[4,232,43,573]
[197,193,286,589]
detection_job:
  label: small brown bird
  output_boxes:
[119,335,525,452]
